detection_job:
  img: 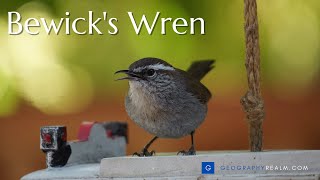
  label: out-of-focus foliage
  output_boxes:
[0,18,19,116]
[0,0,319,115]
[259,0,320,96]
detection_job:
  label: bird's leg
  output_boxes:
[133,136,158,157]
[177,131,196,156]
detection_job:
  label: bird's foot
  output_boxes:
[132,148,156,157]
[177,146,196,156]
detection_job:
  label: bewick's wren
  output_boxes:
[115,57,214,156]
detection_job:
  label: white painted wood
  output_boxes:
[21,164,100,179]
[100,150,320,179]
[22,151,320,180]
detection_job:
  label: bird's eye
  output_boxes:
[146,69,155,76]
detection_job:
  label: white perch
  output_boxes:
[22,150,320,180]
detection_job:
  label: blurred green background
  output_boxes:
[0,0,320,180]
[1,0,320,115]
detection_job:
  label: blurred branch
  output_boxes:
[241,0,265,152]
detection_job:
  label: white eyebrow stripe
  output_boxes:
[133,63,175,72]
[149,63,175,71]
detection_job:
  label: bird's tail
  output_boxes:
[187,60,215,80]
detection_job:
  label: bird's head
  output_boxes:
[115,57,176,92]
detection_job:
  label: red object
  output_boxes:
[106,130,114,139]
[62,132,67,142]
[43,133,52,144]
[77,122,95,141]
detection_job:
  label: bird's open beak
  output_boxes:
[114,70,142,81]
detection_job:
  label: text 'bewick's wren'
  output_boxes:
[115,57,214,156]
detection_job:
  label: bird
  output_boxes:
[115,57,214,156]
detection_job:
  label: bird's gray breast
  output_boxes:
[125,81,207,138]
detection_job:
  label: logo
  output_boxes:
[202,162,215,174]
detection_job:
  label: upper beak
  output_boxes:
[114,70,141,81]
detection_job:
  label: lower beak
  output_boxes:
[114,70,141,81]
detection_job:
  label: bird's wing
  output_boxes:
[187,60,215,81]
[176,69,212,104]
[186,78,212,104]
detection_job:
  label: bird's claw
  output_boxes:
[177,146,196,156]
[132,148,156,157]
